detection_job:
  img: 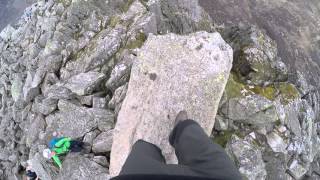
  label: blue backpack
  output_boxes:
[49,137,65,149]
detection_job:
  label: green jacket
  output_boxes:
[51,137,72,168]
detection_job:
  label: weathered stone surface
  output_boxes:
[149,0,213,34]
[45,100,108,138]
[57,154,108,180]
[110,32,233,175]
[25,114,45,147]
[64,72,106,96]
[108,83,128,115]
[92,130,113,154]
[222,25,287,86]
[28,153,59,180]
[226,135,267,180]
[10,74,24,102]
[288,160,308,179]
[0,25,15,41]
[93,156,109,168]
[222,94,278,126]
[32,96,58,115]
[266,132,287,153]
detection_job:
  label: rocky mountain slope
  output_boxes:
[0,0,319,180]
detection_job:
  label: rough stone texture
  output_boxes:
[92,130,114,154]
[226,135,267,180]
[64,72,106,96]
[27,153,59,180]
[110,31,233,175]
[222,94,278,126]
[57,154,109,180]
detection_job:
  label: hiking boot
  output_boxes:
[174,110,188,127]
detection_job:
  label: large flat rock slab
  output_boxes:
[110,32,233,175]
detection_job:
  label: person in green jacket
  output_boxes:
[43,137,84,169]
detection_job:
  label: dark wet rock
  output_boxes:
[92,130,113,154]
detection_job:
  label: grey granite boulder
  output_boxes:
[226,135,267,180]
[222,94,278,126]
[57,154,109,180]
[45,100,112,138]
[110,31,233,175]
[92,130,114,154]
[64,72,106,96]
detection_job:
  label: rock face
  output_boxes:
[226,135,267,180]
[57,154,109,180]
[110,32,233,175]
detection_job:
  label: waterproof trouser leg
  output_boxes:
[119,120,241,180]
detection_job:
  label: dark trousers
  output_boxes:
[119,120,242,180]
[70,140,84,152]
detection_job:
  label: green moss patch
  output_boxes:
[125,32,147,49]
[276,82,300,105]
[109,15,121,28]
[213,130,244,148]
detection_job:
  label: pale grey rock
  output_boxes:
[106,58,132,91]
[46,100,96,138]
[288,160,307,179]
[148,0,213,34]
[262,151,287,180]
[226,135,267,180]
[93,97,107,109]
[266,132,287,153]
[93,130,113,154]
[93,156,109,167]
[214,115,228,131]
[222,94,278,126]
[32,96,58,115]
[57,154,108,180]
[83,130,100,146]
[10,74,23,102]
[25,114,45,147]
[94,109,114,132]
[44,84,75,100]
[110,32,233,175]
[62,27,125,80]
[22,71,40,102]
[27,153,59,180]
[64,72,106,96]
[0,25,15,41]
[108,83,128,115]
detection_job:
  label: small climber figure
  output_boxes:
[42,136,84,169]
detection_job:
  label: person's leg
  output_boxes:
[169,120,242,180]
[120,140,196,176]
[69,140,84,152]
